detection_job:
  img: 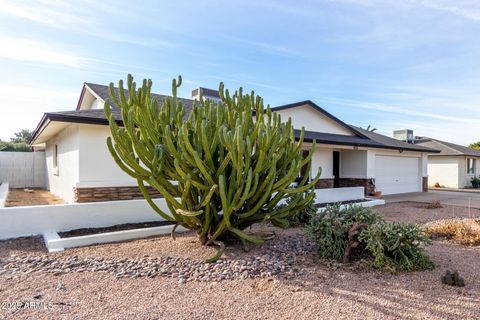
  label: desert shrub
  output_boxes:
[424,200,443,209]
[441,270,465,287]
[471,176,480,189]
[306,204,433,271]
[359,221,433,271]
[424,218,480,246]
[305,204,381,260]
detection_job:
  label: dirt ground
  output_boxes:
[0,202,479,320]
[4,189,64,207]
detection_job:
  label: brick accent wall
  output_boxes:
[339,178,375,195]
[74,186,163,203]
[315,179,334,189]
[422,176,428,192]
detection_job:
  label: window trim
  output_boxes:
[52,144,59,176]
[467,158,476,175]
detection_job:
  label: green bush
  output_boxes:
[306,204,433,271]
[0,141,32,152]
[359,221,433,272]
[306,204,380,260]
[471,176,480,189]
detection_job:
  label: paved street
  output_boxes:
[384,190,480,209]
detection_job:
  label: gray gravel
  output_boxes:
[0,203,479,320]
[0,235,317,282]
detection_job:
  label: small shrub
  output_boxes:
[471,176,480,189]
[424,219,480,246]
[305,204,380,260]
[441,270,465,287]
[424,200,443,209]
[306,204,433,271]
[359,221,433,272]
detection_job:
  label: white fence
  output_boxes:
[0,151,46,188]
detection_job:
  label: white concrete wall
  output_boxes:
[460,156,480,188]
[340,150,367,178]
[310,147,333,179]
[273,105,354,135]
[45,124,80,203]
[77,124,137,187]
[314,186,364,203]
[0,151,46,188]
[428,156,460,188]
[0,198,169,240]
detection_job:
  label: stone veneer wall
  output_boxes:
[338,178,375,195]
[74,186,163,203]
[315,179,334,189]
[422,177,428,192]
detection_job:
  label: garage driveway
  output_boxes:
[384,190,480,209]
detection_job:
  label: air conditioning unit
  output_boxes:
[393,129,415,143]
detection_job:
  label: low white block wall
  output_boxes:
[45,225,188,252]
[0,182,9,208]
[0,198,171,240]
[315,186,365,204]
[317,198,385,213]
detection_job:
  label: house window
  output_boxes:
[53,144,59,168]
[467,158,476,174]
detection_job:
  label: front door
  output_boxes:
[333,151,340,188]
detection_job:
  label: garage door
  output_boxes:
[375,155,421,195]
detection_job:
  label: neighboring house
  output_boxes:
[414,137,480,188]
[29,83,438,203]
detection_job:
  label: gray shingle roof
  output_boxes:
[85,83,195,113]
[415,137,480,157]
[297,128,438,153]
[351,126,438,152]
[29,83,440,153]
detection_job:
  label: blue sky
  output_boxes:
[0,0,479,145]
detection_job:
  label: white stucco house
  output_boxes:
[29,83,438,203]
[414,137,480,188]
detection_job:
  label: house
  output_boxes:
[29,83,439,203]
[413,136,480,188]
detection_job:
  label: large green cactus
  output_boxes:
[104,75,321,260]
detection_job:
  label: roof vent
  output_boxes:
[393,129,415,143]
[191,87,220,102]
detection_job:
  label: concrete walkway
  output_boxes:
[384,190,480,209]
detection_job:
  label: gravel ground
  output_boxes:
[4,189,64,207]
[0,202,479,320]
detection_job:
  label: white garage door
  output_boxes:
[375,155,421,195]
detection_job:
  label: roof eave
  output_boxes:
[29,113,122,145]
[271,100,369,139]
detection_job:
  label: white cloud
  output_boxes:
[0,84,79,140]
[412,0,480,22]
[229,37,306,58]
[0,36,88,67]
[0,85,77,102]
[0,0,92,27]
[323,96,480,124]
[0,0,174,49]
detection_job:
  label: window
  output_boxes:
[467,158,476,175]
[53,144,58,168]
